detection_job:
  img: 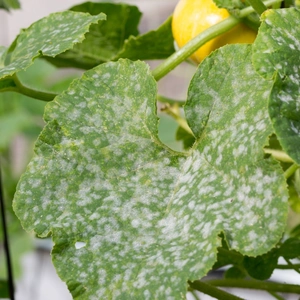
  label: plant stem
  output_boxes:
[161,104,194,136]
[157,95,185,106]
[276,263,300,269]
[151,0,282,81]
[11,74,57,101]
[0,162,15,300]
[247,0,268,15]
[268,291,285,300]
[207,279,300,294]
[284,258,300,274]
[152,16,239,81]
[264,148,294,163]
[188,280,244,300]
[284,163,299,179]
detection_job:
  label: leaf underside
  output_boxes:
[252,8,300,164]
[13,44,288,299]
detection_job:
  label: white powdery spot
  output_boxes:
[75,242,86,249]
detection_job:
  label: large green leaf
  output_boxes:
[0,11,105,80]
[14,46,288,299]
[45,2,175,69]
[252,8,300,164]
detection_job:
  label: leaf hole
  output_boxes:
[75,241,86,249]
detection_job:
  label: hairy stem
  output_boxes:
[152,0,282,81]
[207,279,300,294]
[188,280,244,300]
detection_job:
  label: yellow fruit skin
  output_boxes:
[172,0,257,63]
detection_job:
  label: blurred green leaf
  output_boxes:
[279,238,300,259]
[243,248,279,280]
[224,266,247,279]
[176,126,195,149]
[0,0,20,11]
[0,280,8,297]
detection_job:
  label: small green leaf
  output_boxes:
[224,266,247,279]
[279,238,300,259]
[243,248,279,280]
[0,11,105,79]
[176,126,195,149]
[116,16,175,61]
[45,3,175,69]
[252,8,300,164]
[14,46,288,298]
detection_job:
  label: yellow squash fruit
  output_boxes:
[172,0,257,63]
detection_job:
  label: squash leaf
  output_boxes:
[14,45,288,299]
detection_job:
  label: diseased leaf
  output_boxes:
[213,0,245,10]
[14,47,288,299]
[252,8,300,164]
[45,3,175,69]
[0,11,105,79]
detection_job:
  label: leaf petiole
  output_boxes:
[284,163,299,179]
[11,74,57,101]
[206,279,300,294]
[188,280,244,300]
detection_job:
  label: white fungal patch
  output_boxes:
[75,242,86,249]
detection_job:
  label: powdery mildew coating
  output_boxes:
[253,8,300,164]
[0,11,105,79]
[14,56,288,299]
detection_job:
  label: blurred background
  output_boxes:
[0,1,299,300]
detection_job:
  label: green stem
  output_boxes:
[188,280,244,300]
[284,163,299,179]
[247,0,268,15]
[268,291,285,300]
[157,95,185,106]
[161,104,194,136]
[152,16,239,81]
[284,258,300,274]
[151,0,282,81]
[264,148,294,163]
[207,279,300,294]
[276,263,300,269]
[11,74,57,101]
